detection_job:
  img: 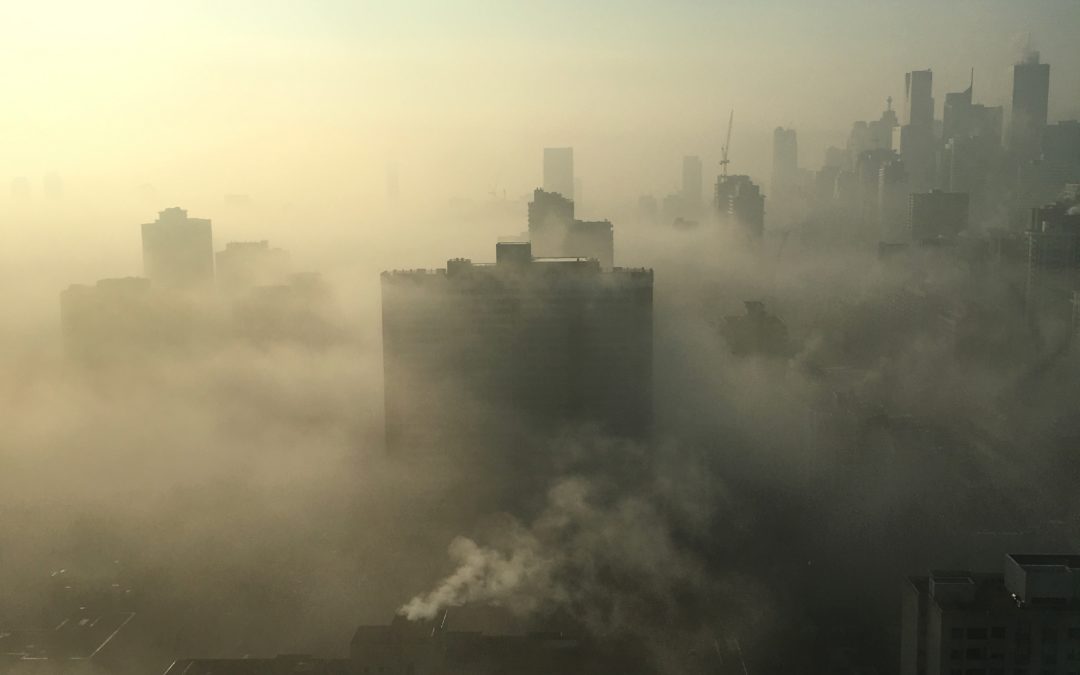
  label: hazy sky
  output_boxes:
[2,0,1079,219]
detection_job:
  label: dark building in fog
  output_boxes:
[141,207,214,290]
[682,154,703,216]
[879,157,910,242]
[901,554,1080,675]
[896,70,937,192]
[543,147,574,200]
[1026,200,1080,313]
[381,242,652,454]
[772,127,798,195]
[715,175,765,239]
[59,277,206,365]
[1009,52,1051,162]
[216,240,290,295]
[527,189,614,268]
[909,191,969,242]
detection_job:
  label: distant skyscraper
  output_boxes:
[141,207,215,289]
[528,189,613,268]
[903,69,934,129]
[715,175,765,239]
[897,70,936,191]
[215,241,290,295]
[1009,51,1050,162]
[771,128,798,196]
[878,157,909,243]
[681,155,703,213]
[543,147,574,199]
[381,242,653,454]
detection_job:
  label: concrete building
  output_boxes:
[901,554,1080,675]
[1009,52,1051,162]
[909,191,969,242]
[1026,200,1080,313]
[216,240,290,295]
[543,147,574,199]
[527,189,613,268]
[141,207,214,289]
[715,175,765,240]
[381,242,652,454]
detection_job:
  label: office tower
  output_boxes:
[901,554,1080,675]
[772,127,798,195]
[879,158,909,242]
[856,148,897,230]
[1043,121,1080,174]
[897,70,937,192]
[1026,199,1080,313]
[904,70,934,129]
[141,207,214,290]
[527,188,613,268]
[381,242,653,454]
[543,147,574,199]
[1009,52,1051,162]
[215,241,290,295]
[682,155,703,214]
[908,190,969,242]
[714,175,765,239]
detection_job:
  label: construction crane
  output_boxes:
[719,109,734,178]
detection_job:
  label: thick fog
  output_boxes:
[3,3,1080,675]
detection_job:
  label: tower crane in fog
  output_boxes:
[719,109,734,178]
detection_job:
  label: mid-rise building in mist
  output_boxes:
[715,175,765,240]
[141,207,214,290]
[59,277,206,365]
[543,147,574,199]
[1009,52,1051,162]
[879,157,910,242]
[908,190,969,242]
[682,154,703,216]
[527,188,613,268]
[901,554,1080,675]
[772,127,798,195]
[381,242,652,454]
[1026,199,1080,313]
[215,240,290,295]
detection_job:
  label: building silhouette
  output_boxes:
[527,189,613,268]
[896,70,937,191]
[909,190,969,242]
[141,207,214,290]
[543,147,574,199]
[216,240,290,295]
[901,554,1080,675]
[381,242,652,454]
[682,155,703,217]
[715,175,765,240]
[772,127,798,195]
[1026,199,1080,313]
[1009,51,1051,162]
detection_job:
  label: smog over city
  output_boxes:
[3,2,1080,674]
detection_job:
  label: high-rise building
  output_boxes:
[1009,52,1051,162]
[527,189,613,268]
[772,127,798,196]
[897,70,937,191]
[682,155,703,215]
[381,242,653,454]
[141,207,214,290]
[543,147,574,199]
[879,158,909,243]
[715,175,765,240]
[904,69,934,129]
[901,554,1080,675]
[908,190,969,242]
